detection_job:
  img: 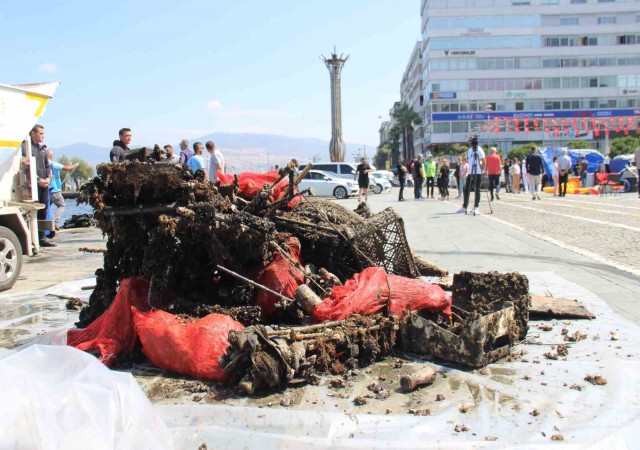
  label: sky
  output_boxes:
[1,0,420,149]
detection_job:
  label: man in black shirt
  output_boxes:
[396,157,407,201]
[110,128,132,162]
[30,125,56,247]
[354,157,372,203]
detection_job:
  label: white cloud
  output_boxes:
[206,99,223,110]
[37,63,58,74]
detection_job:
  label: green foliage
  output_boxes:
[374,144,391,169]
[69,157,95,189]
[507,142,541,161]
[431,143,467,157]
[567,139,588,149]
[609,136,640,158]
[391,103,421,159]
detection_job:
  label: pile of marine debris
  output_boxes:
[72,153,532,393]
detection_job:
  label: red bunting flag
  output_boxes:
[623,126,629,135]
[542,118,548,126]
[494,127,500,134]
[628,117,634,126]
[554,128,560,136]
[552,118,558,127]
[561,119,567,128]
[525,127,530,133]
[609,117,615,126]
[619,117,625,126]
[545,127,550,134]
[594,128,600,137]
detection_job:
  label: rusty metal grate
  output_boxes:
[352,207,418,278]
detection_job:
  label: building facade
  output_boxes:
[400,41,426,156]
[421,0,640,153]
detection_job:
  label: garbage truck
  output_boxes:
[0,82,60,291]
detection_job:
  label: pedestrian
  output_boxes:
[525,146,544,200]
[178,138,192,164]
[187,142,206,178]
[110,128,131,162]
[354,157,372,203]
[413,155,425,200]
[521,158,529,193]
[503,157,512,193]
[579,156,589,187]
[425,155,437,199]
[29,125,56,247]
[510,158,521,194]
[551,155,560,196]
[397,157,407,202]
[635,147,640,198]
[453,157,461,198]
[164,145,180,164]
[205,141,224,184]
[438,157,450,201]
[457,156,468,199]
[486,147,502,201]
[602,154,611,174]
[557,148,571,197]
[47,149,79,234]
[458,135,485,215]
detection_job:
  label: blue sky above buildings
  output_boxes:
[1,0,420,148]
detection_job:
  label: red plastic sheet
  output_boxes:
[313,267,452,322]
[132,310,243,381]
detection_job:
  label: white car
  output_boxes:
[298,170,359,199]
[369,172,393,194]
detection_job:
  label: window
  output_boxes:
[618,35,637,45]
[598,0,614,2]
[597,16,616,24]
[515,102,524,111]
[451,122,468,133]
[560,17,579,25]
[570,0,586,3]
[541,0,558,3]
[433,122,450,133]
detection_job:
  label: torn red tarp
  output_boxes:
[220,171,302,208]
[313,267,452,322]
[254,237,305,318]
[67,276,151,366]
[132,309,243,381]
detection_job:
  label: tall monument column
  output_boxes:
[321,48,349,162]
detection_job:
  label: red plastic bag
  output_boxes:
[218,172,235,185]
[313,267,452,322]
[67,277,151,366]
[254,237,305,318]
[132,309,243,381]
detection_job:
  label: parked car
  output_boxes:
[369,172,393,194]
[301,162,376,178]
[297,170,359,199]
[610,154,635,173]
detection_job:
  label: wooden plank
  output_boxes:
[529,295,595,320]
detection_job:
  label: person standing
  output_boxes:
[413,155,425,200]
[486,147,502,201]
[164,145,180,163]
[579,156,589,187]
[457,156,468,199]
[602,154,611,174]
[396,157,407,201]
[503,157,512,193]
[354,157,372,203]
[425,155,437,199]
[551,156,560,196]
[178,138,192,164]
[205,141,224,184]
[453,157,461,198]
[110,128,131,162]
[29,125,56,247]
[521,157,529,194]
[557,148,572,197]
[510,158,521,194]
[187,142,207,178]
[526,146,544,200]
[47,149,79,232]
[635,147,640,198]
[438,157,450,201]
[458,136,485,214]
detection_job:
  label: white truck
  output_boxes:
[0,82,59,291]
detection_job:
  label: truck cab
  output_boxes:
[0,82,59,290]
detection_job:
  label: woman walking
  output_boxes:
[439,158,450,200]
[503,158,512,193]
[457,156,468,199]
[551,155,560,196]
[510,158,521,194]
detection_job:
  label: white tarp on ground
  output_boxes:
[0,272,639,449]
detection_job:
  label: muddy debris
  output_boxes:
[409,408,431,416]
[454,424,470,433]
[551,434,565,441]
[353,396,368,406]
[565,331,588,342]
[584,374,608,385]
[485,436,498,441]
[436,394,445,401]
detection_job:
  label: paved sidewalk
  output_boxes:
[341,190,640,325]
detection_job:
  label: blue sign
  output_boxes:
[432,108,640,121]
[429,92,457,100]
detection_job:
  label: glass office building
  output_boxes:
[421,0,640,152]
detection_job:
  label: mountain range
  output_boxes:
[54,133,376,172]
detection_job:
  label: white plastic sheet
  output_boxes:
[0,345,173,450]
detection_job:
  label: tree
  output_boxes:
[609,135,640,158]
[69,157,95,190]
[392,103,422,162]
[57,154,72,190]
[374,143,391,169]
[507,142,541,161]
[567,139,589,149]
[389,124,402,166]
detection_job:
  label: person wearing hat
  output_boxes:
[557,148,572,197]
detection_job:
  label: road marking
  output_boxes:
[498,201,640,232]
[521,198,640,218]
[546,196,640,211]
[485,214,640,278]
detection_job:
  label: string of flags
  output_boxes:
[481,116,640,137]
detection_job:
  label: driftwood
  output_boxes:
[400,367,437,392]
[216,265,293,304]
[79,247,106,254]
[529,295,595,320]
[294,284,323,315]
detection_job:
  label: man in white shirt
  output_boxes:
[458,135,485,215]
[205,141,224,184]
[557,148,572,197]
